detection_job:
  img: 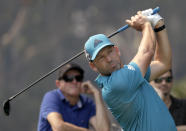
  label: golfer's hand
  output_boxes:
[141,8,164,28]
[81,81,99,95]
[126,11,150,31]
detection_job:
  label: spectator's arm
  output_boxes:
[81,81,110,131]
[47,112,89,131]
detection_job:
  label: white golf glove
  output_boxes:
[142,8,163,28]
[141,8,153,16]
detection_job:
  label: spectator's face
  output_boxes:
[57,69,83,97]
[151,71,173,96]
[90,46,122,76]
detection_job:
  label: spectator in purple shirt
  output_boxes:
[38,63,110,131]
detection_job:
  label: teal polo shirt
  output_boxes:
[96,62,176,131]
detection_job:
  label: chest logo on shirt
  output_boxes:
[127,65,135,71]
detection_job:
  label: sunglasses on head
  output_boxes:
[154,76,173,83]
[60,75,83,82]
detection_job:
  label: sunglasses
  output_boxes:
[154,76,173,83]
[60,75,83,82]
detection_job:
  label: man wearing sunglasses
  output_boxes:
[38,63,110,131]
[151,69,186,131]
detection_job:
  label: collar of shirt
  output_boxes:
[95,65,126,89]
[95,74,109,89]
[56,89,83,109]
[170,95,182,109]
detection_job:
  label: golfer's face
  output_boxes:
[93,46,121,75]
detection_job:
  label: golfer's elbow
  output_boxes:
[141,47,155,60]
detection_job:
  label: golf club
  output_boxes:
[3,6,160,116]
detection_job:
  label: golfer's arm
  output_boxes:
[150,20,172,81]
[132,22,156,77]
[90,91,110,131]
[47,112,88,131]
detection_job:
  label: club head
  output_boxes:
[3,99,10,116]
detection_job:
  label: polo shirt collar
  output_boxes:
[57,89,66,100]
[77,99,83,108]
[57,89,83,109]
[170,95,180,108]
[95,74,109,89]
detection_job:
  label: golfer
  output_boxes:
[84,9,177,130]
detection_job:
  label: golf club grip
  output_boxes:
[108,6,160,38]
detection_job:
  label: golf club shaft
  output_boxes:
[8,50,85,101]
[7,6,160,102]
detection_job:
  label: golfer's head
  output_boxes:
[84,34,121,75]
[84,34,114,62]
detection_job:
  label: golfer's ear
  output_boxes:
[89,62,98,72]
[114,46,121,56]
